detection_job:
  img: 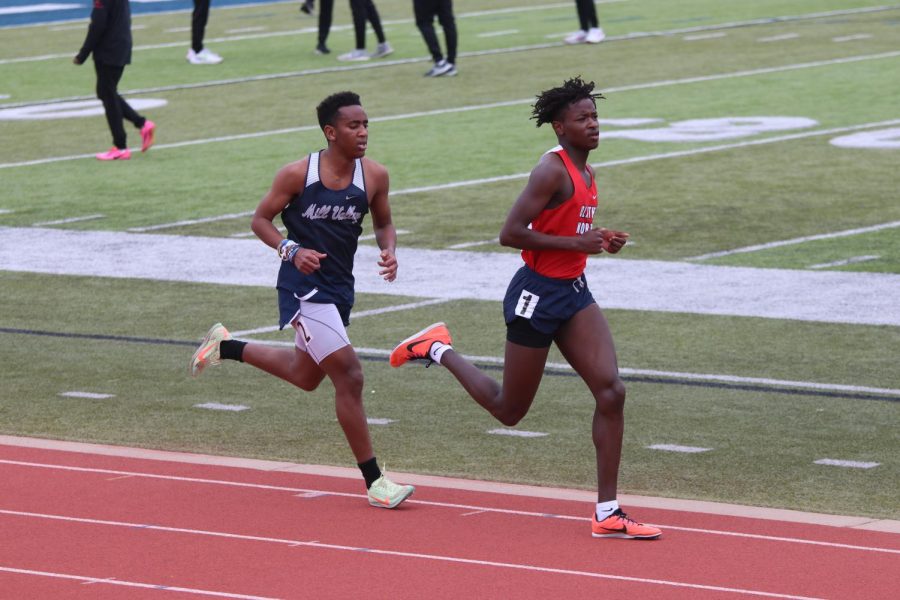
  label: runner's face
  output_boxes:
[558,98,599,150]
[330,105,369,158]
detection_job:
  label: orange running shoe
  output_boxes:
[389,322,451,367]
[591,509,662,539]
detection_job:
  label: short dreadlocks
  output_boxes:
[530,77,605,127]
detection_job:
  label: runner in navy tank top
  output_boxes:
[190,91,414,510]
[391,78,661,539]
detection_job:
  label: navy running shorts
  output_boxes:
[502,265,595,348]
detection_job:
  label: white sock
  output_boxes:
[428,342,451,364]
[595,500,619,520]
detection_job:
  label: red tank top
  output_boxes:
[522,146,598,279]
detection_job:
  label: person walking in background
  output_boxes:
[414,0,458,77]
[190,91,414,510]
[309,0,334,54]
[74,0,155,161]
[565,0,605,44]
[390,78,661,539]
[187,0,223,64]
[338,0,392,61]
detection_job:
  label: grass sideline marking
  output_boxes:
[487,428,549,438]
[58,391,115,399]
[0,565,278,600]
[31,214,104,226]
[194,402,251,412]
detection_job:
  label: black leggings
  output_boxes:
[349,0,386,49]
[413,0,457,64]
[94,62,144,149]
[575,0,598,30]
[191,0,210,53]
[318,0,334,45]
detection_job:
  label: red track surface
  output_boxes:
[1,442,897,599]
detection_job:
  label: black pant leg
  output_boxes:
[575,0,597,30]
[436,0,456,64]
[363,0,386,44]
[413,0,442,62]
[192,0,211,52]
[349,0,367,49]
[95,62,128,149]
[318,0,334,44]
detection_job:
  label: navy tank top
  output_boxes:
[276,151,368,326]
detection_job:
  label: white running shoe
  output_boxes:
[370,42,393,58]
[187,48,223,65]
[425,59,453,77]
[337,49,370,62]
[586,27,606,43]
[564,30,588,44]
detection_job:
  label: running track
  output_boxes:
[1,437,898,599]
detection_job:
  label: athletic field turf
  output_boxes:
[1,0,898,520]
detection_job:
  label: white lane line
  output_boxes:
[478,30,519,38]
[1,461,896,554]
[758,33,800,42]
[367,418,397,425]
[58,391,115,399]
[648,444,712,453]
[0,209,13,214]
[833,34,873,42]
[487,429,549,438]
[4,49,899,173]
[226,27,267,34]
[194,402,251,412]
[684,32,727,41]
[688,220,900,261]
[448,238,499,249]
[814,459,880,469]
[808,255,880,269]
[32,214,104,226]
[0,509,828,599]
[0,565,278,599]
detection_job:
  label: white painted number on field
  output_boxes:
[830,127,900,149]
[487,428,548,438]
[648,444,712,453]
[603,117,818,143]
[814,458,880,469]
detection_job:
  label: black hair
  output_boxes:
[316,91,362,130]
[530,77,604,127]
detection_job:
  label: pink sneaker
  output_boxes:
[140,120,155,152]
[96,147,131,161]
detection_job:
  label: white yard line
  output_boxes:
[808,255,880,269]
[4,49,899,172]
[688,220,900,261]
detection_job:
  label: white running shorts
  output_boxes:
[289,301,351,364]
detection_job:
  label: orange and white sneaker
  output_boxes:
[389,322,451,367]
[367,473,414,509]
[190,323,231,377]
[591,509,662,539]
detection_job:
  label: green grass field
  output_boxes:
[1,0,898,519]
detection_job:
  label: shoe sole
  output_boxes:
[591,531,662,539]
[389,322,446,367]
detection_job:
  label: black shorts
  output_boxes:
[502,265,595,348]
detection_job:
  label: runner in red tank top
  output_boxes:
[392,78,661,539]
